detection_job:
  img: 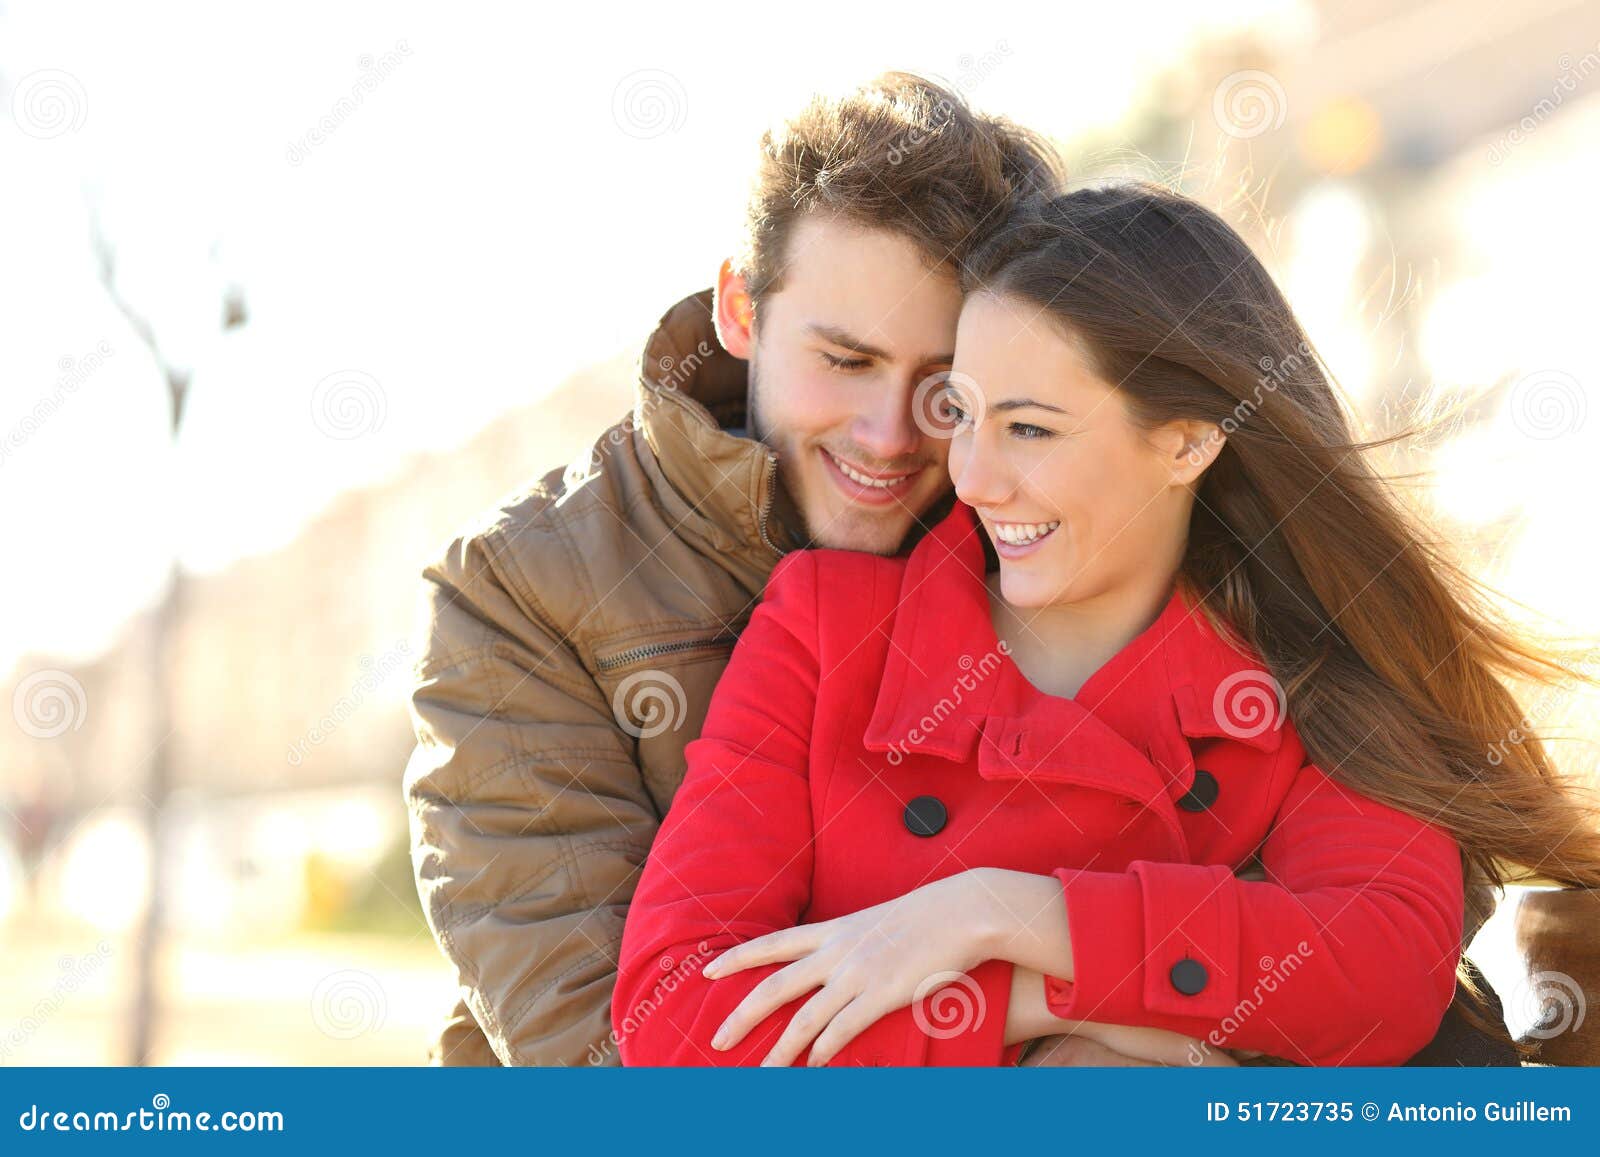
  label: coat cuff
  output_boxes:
[1042,863,1241,1025]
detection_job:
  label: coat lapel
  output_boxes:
[861,502,1293,866]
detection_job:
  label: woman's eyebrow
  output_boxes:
[991,398,1073,415]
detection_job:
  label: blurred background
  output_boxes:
[2,0,1597,1064]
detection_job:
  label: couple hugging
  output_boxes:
[404,72,1600,1068]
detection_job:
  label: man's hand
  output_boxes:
[1019,1034,1255,1067]
[1018,1035,1163,1066]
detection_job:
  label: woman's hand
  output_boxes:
[701,870,999,1066]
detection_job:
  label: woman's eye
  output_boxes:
[1009,422,1055,440]
[820,352,871,371]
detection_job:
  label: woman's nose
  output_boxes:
[952,434,1011,509]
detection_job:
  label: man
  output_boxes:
[403,72,1064,1066]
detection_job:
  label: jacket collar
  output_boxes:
[636,289,807,557]
[862,502,1285,848]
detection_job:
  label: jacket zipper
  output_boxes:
[594,455,778,673]
[756,451,786,558]
[595,632,739,672]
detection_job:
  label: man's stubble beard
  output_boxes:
[746,354,817,550]
[748,357,925,557]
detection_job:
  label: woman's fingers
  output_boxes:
[804,994,879,1066]
[703,925,821,979]
[760,983,859,1067]
[711,958,824,1051]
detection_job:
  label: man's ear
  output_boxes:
[1156,418,1225,486]
[713,259,754,360]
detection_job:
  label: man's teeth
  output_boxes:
[833,453,908,488]
[994,520,1061,545]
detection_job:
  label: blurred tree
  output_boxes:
[89,206,247,1066]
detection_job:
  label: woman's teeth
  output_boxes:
[832,453,908,488]
[993,520,1060,545]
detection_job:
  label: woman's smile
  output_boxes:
[985,516,1061,559]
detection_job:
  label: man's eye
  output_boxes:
[820,352,871,371]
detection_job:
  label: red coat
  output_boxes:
[615,501,1464,1066]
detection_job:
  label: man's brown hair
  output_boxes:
[735,71,1064,302]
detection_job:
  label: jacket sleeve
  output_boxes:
[404,524,658,1067]
[614,551,1018,1066]
[1040,753,1465,1066]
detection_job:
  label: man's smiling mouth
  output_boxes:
[819,448,924,505]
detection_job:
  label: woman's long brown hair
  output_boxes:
[962,182,1600,1060]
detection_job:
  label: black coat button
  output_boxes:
[903,795,947,837]
[1170,957,1208,995]
[1177,768,1220,812]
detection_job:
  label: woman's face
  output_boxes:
[946,290,1218,611]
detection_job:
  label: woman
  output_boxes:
[613,184,1600,1067]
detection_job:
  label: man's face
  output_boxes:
[746,214,961,555]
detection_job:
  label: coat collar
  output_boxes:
[862,502,1285,849]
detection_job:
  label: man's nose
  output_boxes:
[850,380,922,464]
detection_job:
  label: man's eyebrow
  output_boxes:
[990,398,1073,415]
[807,323,953,366]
